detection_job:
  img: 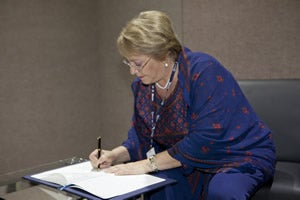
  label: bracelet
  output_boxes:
[148,155,159,173]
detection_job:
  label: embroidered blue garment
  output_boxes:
[122,48,276,198]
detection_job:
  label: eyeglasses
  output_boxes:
[122,57,151,70]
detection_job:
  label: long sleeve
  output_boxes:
[168,49,275,177]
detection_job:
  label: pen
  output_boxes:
[97,136,101,169]
[97,136,101,159]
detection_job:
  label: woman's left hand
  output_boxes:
[104,160,150,175]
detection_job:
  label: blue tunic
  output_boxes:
[122,48,276,199]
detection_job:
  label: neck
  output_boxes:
[155,62,178,90]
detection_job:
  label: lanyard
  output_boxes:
[150,62,178,148]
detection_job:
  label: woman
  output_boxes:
[89,10,276,200]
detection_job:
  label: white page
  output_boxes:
[71,173,164,199]
[32,162,101,185]
[31,161,165,199]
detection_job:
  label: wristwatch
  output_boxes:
[148,155,159,172]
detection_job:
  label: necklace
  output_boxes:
[155,81,169,89]
[149,61,178,148]
[155,62,178,90]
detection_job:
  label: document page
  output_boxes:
[72,173,164,199]
[32,161,102,185]
[31,161,165,199]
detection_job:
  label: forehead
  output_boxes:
[126,54,148,61]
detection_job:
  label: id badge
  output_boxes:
[146,147,156,158]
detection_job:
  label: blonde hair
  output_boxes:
[117,10,182,61]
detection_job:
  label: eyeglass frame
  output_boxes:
[122,57,151,70]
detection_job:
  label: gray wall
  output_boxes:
[0,0,101,175]
[0,0,299,177]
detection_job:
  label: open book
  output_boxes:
[24,161,168,199]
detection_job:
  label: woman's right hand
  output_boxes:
[89,149,114,169]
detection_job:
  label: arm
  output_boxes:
[111,146,131,164]
[149,151,181,171]
[104,150,181,175]
[170,57,249,171]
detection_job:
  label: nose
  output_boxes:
[129,67,138,75]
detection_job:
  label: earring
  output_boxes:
[164,63,169,68]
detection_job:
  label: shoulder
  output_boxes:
[183,47,222,73]
[179,47,231,83]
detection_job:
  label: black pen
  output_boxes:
[97,136,101,168]
[97,136,101,159]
